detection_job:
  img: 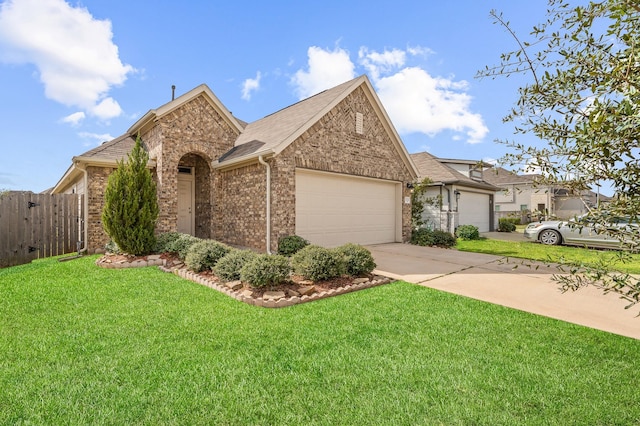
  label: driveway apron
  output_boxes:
[367,243,640,340]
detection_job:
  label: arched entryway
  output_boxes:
[177,153,212,239]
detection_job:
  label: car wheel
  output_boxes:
[539,229,561,245]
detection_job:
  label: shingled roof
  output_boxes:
[75,134,136,162]
[410,152,498,191]
[482,167,537,186]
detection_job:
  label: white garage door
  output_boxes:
[295,170,399,247]
[458,191,490,232]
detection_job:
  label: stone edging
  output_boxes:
[160,265,391,308]
[96,255,391,307]
[96,255,166,269]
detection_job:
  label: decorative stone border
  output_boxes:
[96,255,391,308]
[96,255,166,269]
[159,265,391,308]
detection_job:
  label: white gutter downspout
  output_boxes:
[258,155,272,254]
[77,163,89,255]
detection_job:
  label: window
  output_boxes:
[494,205,501,212]
[520,204,528,211]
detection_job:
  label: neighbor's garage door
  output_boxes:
[295,170,398,247]
[458,191,490,232]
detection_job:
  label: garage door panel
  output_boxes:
[296,170,398,247]
[458,192,490,232]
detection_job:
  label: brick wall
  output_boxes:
[213,163,266,250]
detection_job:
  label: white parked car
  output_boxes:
[524,216,638,249]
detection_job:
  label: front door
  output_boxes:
[177,174,194,235]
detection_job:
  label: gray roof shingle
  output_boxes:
[410,152,498,191]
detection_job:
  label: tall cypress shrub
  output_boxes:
[102,135,159,255]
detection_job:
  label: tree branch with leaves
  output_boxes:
[478,0,640,307]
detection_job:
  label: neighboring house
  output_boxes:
[410,152,499,233]
[52,75,418,253]
[484,167,609,222]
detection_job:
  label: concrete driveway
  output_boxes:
[367,243,640,340]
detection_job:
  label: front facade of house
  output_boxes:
[410,152,498,233]
[53,76,417,253]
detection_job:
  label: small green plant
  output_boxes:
[104,240,122,254]
[154,232,182,253]
[455,225,480,240]
[102,135,159,255]
[411,228,456,248]
[185,240,231,272]
[498,218,517,232]
[291,245,345,281]
[240,254,291,288]
[213,249,258,282]
[277,235,309,256]
[168,234,202,260]
[334,243,376,276]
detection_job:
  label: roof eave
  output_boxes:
[212,149,275,171]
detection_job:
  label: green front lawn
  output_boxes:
[1,256,639,424]
[457,237,640,274]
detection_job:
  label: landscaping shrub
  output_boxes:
[104,240,122,255]
[498,218,517,232]
[334,243,376,276]
[411,228,456,248]
[240,254,291,288]
[169,234,202,260]
[185,240,231,272]
[154,231,182,253]
[432,230,457,247]
[291,245,345,281]
[456,225,480,240]
[277,235,309,256]
[102,135,159,255]
[213,249,258,282]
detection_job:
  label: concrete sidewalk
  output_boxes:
[367,243,640,340]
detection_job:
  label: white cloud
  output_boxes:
[0,0,134,120]
[79,131,114,145]
[358,47,406,80]
[374,67,488,144]
[61,111,85,126]
[241,71,261,101]
[291,45,488,144]
[291,46,355,99]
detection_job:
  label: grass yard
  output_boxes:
[1,256,640,425]
[457,237,640,274]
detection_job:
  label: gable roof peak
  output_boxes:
[127,83,244,135]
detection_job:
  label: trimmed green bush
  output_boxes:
[155,232,182,253]
[456,225,480,240]
[334,243,376,276]
[104,240,122,255]
[277,235,309,256]
[213,249,258,282]
[498,218,517,232]
[411,228,456,248]
[102,135,159,255]
[432,230,457,247]
[291,245,345,281]
[169,234,202,260]
[240,254,291,288]
[185,240,231,272]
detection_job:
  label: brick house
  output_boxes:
[52,75,418,253]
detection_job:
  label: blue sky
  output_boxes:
[0,0,557,193]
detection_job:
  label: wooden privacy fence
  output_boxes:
[0,192,84,268]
